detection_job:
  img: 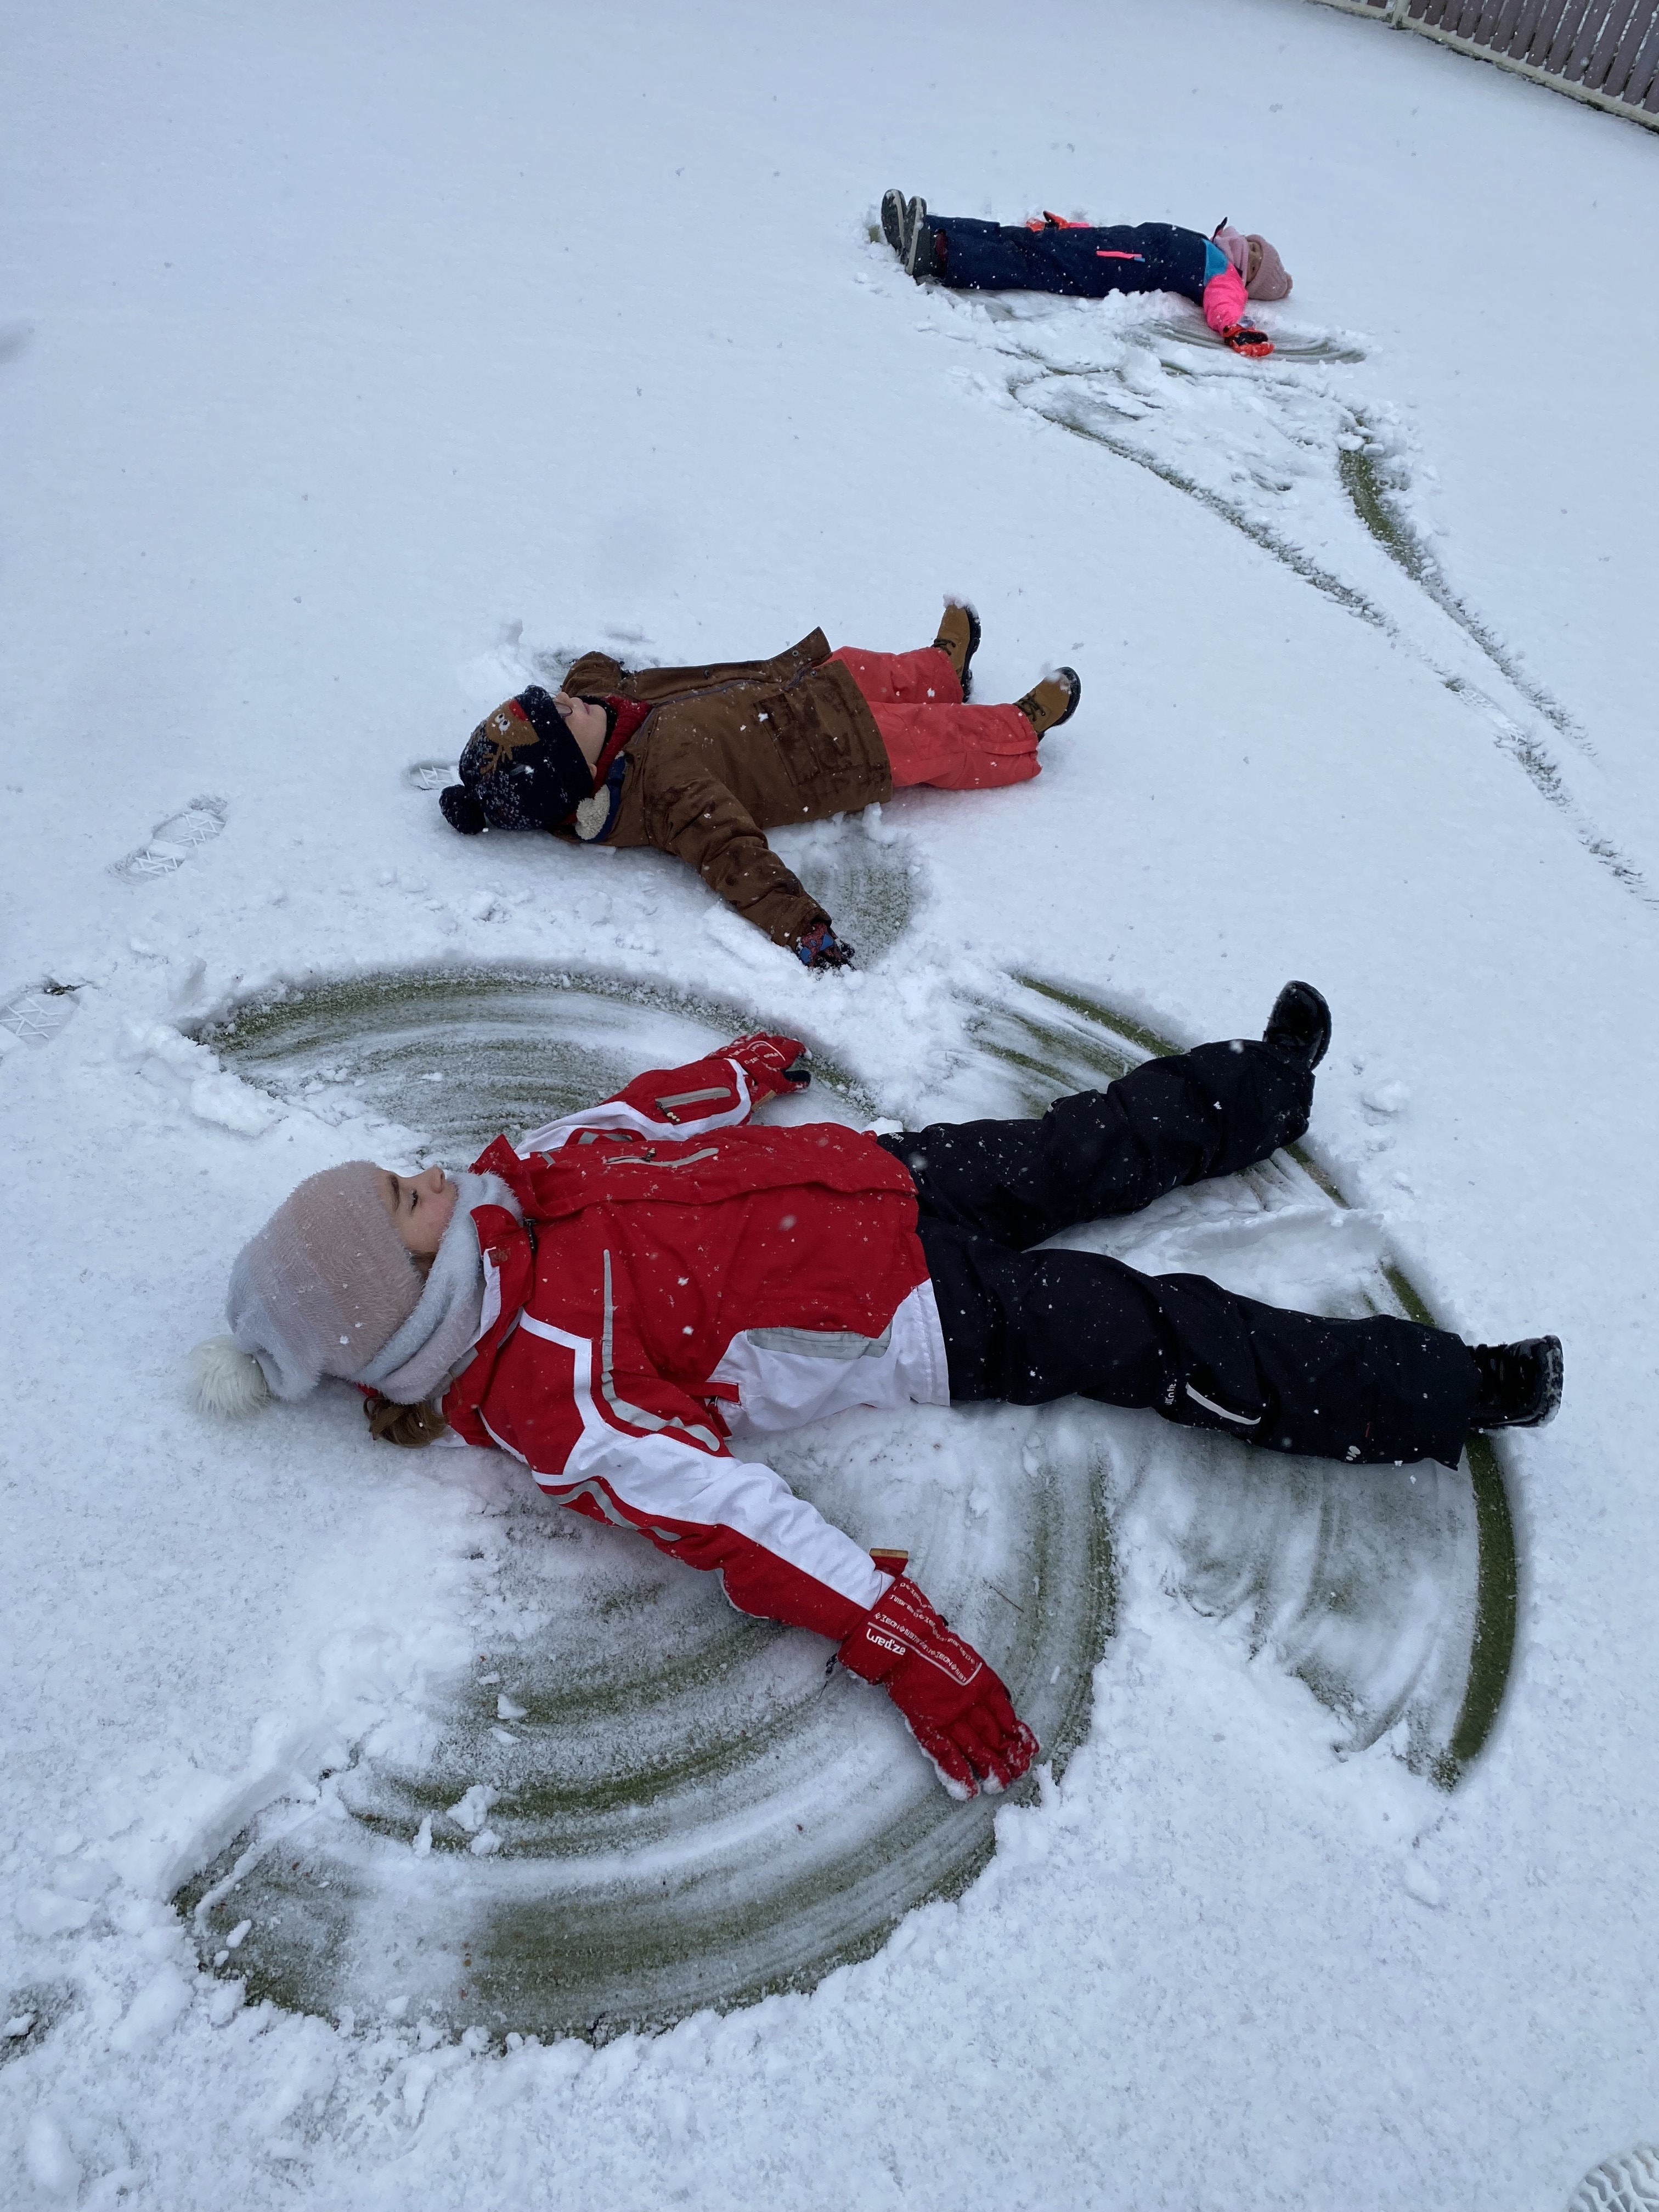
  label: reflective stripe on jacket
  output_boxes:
[442,1052,944,1639]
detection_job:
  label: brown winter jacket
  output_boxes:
[553,629,891,949]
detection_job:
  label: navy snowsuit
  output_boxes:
[930,216,1212,307]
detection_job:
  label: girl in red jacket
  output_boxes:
[194,985,1560,1799]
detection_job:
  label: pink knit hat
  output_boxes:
[224,1162,423,1401]
[1212,222,1293,302]
[1245,234,1291,302]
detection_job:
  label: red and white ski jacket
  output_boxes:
[441,1039,949,1641]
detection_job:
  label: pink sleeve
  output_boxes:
[1203,264,1248,335]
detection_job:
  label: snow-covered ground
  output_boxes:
[3,1,1656,2204]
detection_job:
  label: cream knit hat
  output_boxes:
[223,1162,422,1402]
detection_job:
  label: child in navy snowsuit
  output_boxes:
[882,193,1291,358]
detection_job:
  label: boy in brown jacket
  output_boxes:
[438,607,1080,968]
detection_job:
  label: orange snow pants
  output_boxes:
[830,646,1041,792]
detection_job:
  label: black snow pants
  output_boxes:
[879,1041,1480,1470]
[928,216,1211,306]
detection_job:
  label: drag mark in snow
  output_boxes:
[0,1982,73,2069]
[112,794,229,882]
[1333,431,1588,755]
[1015,359,1646,900]
[918,286,1650,905]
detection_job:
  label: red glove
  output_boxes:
[839,1575,1038,1799]
[1221,323,1274,358]
[723,1032,811,1101]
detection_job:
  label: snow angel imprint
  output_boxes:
[193,986,1560,1802]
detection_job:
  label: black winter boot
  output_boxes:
[903,196,936,280]
[1469,1336,1563,1430]
[1262,980,1331,1073]
[881,188,908,255]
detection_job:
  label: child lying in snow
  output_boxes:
[882,191,1291,359]
[437,605,1080,970]
[193,985,1561,1799]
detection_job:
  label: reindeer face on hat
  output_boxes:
[441,686,594,835]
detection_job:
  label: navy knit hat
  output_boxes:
[442,688,593,834]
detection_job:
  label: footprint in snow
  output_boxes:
[405,761,457,793]
[1567,2143,1659,2212]
[114,795,228,882]
[0,981,81,1054]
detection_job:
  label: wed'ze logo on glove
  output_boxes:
[839,1575,1037,1799]
[857,1581,984,1687]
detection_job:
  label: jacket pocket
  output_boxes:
[760,669,867,806]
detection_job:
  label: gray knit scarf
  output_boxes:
[356,1171,521,1405]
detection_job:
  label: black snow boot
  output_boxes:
[1469,1336,1564,1430]
[933,601,981,696]
[1262,980,1331,1073]
[903,196,937,281]
[881,188,908,255]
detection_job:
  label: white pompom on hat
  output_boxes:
[191,1334,271,1417]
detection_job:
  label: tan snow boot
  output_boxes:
[1014,667,1081,736]
[931,601,981,696]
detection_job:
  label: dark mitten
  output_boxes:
[839,1575,1039,1798]
[439,784,487,834]
[1222,323,1274,358]
[795,922,855,972]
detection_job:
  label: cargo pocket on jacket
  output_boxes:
[761,681,854,814]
